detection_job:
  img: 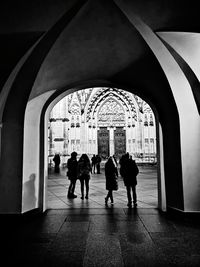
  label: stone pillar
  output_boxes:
[109,127,114,156]
[80,115,85,154]
[88,124,92,154]
[50,120,56,155]
[68,125,72,154]
[85,122,89,154]
[49,122,53,157]
[63,119,69,157]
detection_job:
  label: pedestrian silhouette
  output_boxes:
[91,154,97,173]
[120,153,139,208]
[66,151,78,198]
[78,154,92,199]
[105,156,118,205]
[53,153,60,173]
[96,154,102,174]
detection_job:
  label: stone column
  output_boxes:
[109,127,114,156]
[80,114,85,154]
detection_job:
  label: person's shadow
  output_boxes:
[22,173,37,212]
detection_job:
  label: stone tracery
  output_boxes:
[98,99,125,125]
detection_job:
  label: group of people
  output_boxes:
[91,154,101,174]
[67,152,91,199]
[66,151,139,208]
[105,153,139,208]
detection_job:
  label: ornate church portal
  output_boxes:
[98,128,109,159]
[48,87,156,164]
[97,99,126,159]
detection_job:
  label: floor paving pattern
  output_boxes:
[47,165,158,209]
[1,166,200,266]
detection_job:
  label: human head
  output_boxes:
[124,153,129,160]
[107,156,113,163]
[80,153,89,162]
[71,151,77,158]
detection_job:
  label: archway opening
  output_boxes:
[47,87,160,210]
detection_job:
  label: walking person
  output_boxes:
[96,154,101,174]
[104,156,118,205]
[120,153,139,208]
[91,154,97,174]
[53,153,61,173]
[78,154,92,199]
[66,151,78,198]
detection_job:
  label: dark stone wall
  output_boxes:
[0,32,44,92]
[0,0,87,213]
[0,0,199,33]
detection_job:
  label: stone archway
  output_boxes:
[1,0,200,215]
[38,85,165,212]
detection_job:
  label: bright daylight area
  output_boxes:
[47,87,157,209]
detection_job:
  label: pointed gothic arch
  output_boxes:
[86,87,137,122]
[1,0,200,215]
[97,97,126,126]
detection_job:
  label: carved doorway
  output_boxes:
[98,127,109,159]
[114,127,126,159]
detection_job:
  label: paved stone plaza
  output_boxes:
[1,165,200,266]
[48,165,157,209]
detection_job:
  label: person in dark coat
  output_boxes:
[96,154,101,174]
[91,154,97,174]
[78,154,92,199]
[53,153,61,173]
[104,156,118,205]
[66,151,78,198]
[120,153,139,208]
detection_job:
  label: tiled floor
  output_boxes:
[1,165,200,266]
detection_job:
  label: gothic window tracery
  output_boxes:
[86,87,137,122]
[70,104,80,115]
[98,99,125,125]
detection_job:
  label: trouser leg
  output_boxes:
[132,185,137,205]
[68,180,77,198]
[109,190,113,203]
[126,186,132,204]
[68,181,73,196]
[80,180,84,198]
[97,164,100,173]
[106,190,111,200]
[85,179,89,197]
[71,180,76,194]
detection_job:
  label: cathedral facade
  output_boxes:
[48,87,156,164]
